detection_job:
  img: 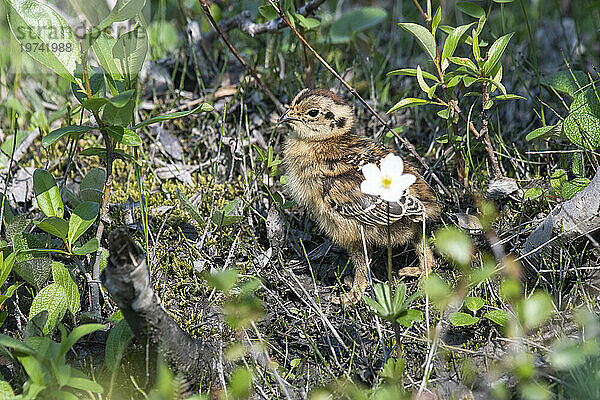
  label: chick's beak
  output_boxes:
[277,109,301,125]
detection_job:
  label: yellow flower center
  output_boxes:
[381,175,392,188]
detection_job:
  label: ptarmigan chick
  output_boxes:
[280,88,441,303]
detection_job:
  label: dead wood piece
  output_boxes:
[101,227,226,386]
[521,167,600,263]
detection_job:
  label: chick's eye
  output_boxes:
[307,109,320,117]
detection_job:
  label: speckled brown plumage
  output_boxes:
[280,88,441,303]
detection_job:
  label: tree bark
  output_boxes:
[101,227,227,389]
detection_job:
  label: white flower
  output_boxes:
[360,153,416,202]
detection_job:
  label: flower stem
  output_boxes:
[386,202,392,293]
[387,202,402,356]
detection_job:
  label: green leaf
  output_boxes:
[434,227,472,266]
[387,68,439,82]
[105,126,141,146]
[484,309,508,326]
[0,251,17,287]
[488,78,507,96]
[294,14,320,30]
[64,376,104,393]
[72,237,99,255]
[59,323,105,360]
[543,70,589,98]
[379,358,405,384]
[92,32,122,81]
[572,152,584,176]
[448,56,478,72]
[109,89,135,108]
[132,103,213,130]
[205,268,239,293]
[1,131,27,158]
[561,178,590,200]
[229,367,253,399]
[388,98,434,113]
[112,24,148,80]
[0,282,24,309]
[441,23,475,64]
[81,97,109,113]
[563,112,600,149]
[80,168,106,204]
[79,147,141,165]
[484,32,514,76]
[523,187,543,201]
[34,216,68,239]
[463,75,479,87]
[399,22,437,62]
[72,67,105,104]
[105,319,134,371]
[518,291,553,330]
[493,94,526,101]
[258,5,278,20]
[102,97,135,127]
[28,283,68,334]
[52,262,80,314]
[550,169,567,193]
[525,124,562,141]
[98,0,146,29]
[43,125,94,147]
[33,169,64,218]
[465,296,484,312]
[330,7,388,43]
[449,311,479,326]
[396,309,423,327]
[0,333,36,354]
[456,2,485,18]
[212,198,243,227]
[176,188,204,226]
[68,201,99,247]
[4,0,79,82]
[472,30,480,61]
[14,257,52,289]
[431,7,441,36]
[571,89,600,117]
[416,65,430,93]
[0,380,15,397]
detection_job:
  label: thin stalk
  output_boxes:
[82,46,113,316]
[481,80,502,178]
[198,0,284,112]
[387,202,402,356]
[0,114,18,227]
[519,0,545,126]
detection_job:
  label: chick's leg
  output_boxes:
[332,247,369,305]
[414,231,435,276]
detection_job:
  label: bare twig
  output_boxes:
[204,0,327,40]
[480,80,502,177]
[198,0,284,112]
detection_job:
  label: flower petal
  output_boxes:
[361,179,381,196]
[362,163,381,181]
[381,186,404,202]
[394,173,417,192]
[380,153,404,176]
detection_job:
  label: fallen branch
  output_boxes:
[520,167,600,265]
[101,227,227,389]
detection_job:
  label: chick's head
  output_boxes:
[279,89,354,140]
